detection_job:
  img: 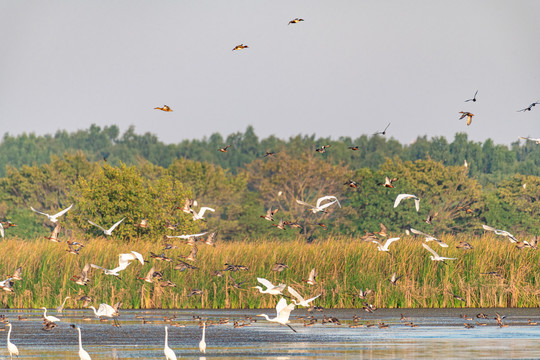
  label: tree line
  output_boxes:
[0,126,537,241]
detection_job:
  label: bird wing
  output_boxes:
[422,243,439,257]
[90,264,107,271]
[309,268,317,282]
[108,218,125,232]
[81,263,91,278]
[167,232,208,239]
[198,207,215,217]
[394,194,414,208]
[410,228,429,237]
[130,251,145,265]
[31,206,49,217]
[305,293,321,304]
[257,277,275,290]
[371,239,383,247]
[12,267,22,279]
[0,223,3,238]
[88,220,106,232]
[316,196,340,209]
[295,199,314,208]
[52,204,73,218]
[414,198,420,212]
[287,286,305,303]
[275,297,289,316]
[278,302,295,320]
[482,224,495,232]
[383,237,400,250]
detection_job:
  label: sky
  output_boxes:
[1,1,539,146]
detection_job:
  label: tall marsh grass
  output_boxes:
[0,234,538,309]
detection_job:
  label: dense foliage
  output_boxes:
[0,125,538,241]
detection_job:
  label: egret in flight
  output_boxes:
[394,194,420,212]
[422,243,457,262]
[191,207,215,221]
[296,195,341,213]
[410,228,448,247]
[87,218,125,236]
[372,237,400,252]
[257,297,297,332]
[287,286,321,307]
[31,204,73,223]
[253,278,286,295]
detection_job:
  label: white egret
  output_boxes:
[519,136,540,144]
[410,228,448,247]
[482,225,519,243]
[56,296,71,313]
[91,251,141,278]
[88,303,120,326]
[287,286,321,307]
[87,218,124,236]
[6,323,19,359]
[253,278,286,295]
[191,207,215,221]
[199,322,207,354]
[164,326,177,360]
[71,324,91,360]
[372,237,400,252]
[257,297,297,332]
[296,195,341,213]
[42,307,61,322]
[393,194,420,212]
[31,204,73,223]
[422,243,457,262]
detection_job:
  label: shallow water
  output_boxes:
[2,308,540,359]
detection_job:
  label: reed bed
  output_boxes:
[0,234,539,309]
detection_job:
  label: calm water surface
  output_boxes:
[2,308,540,359]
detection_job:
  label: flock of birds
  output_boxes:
[1,15,539,360]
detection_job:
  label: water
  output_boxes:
[2,308,540,359]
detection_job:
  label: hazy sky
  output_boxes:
[1,1,539,146]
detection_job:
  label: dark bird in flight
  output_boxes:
[464,90,478,102]
[218,145,231,152]
[373,122,391,135]
[288,18,304,25]
[348,146,359,151]
[517,101,540,112]
[315,145,331,153]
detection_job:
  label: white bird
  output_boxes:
[519,136,540,144]
[165,232,208,239]
[257,297,297,332]
[6,323,19,359]
[482,225,519,243]
[199,322,207,354]
[371,237,400,252]
[87,218,124,236]
[296,195,341,213]
[394,194,420,212]
[42,307,61,322]
[422,243,457,262]
[71,325,91,360]
[31,204,73,223]
[253,278,286,295]
[88,303,120,326]
[0,222,3,238]
[164,326,177,360]
[91,251,141,277]
[410,228,448,247]
[287,286,321,307]
[190,207,215,221]
[56,296,71,313]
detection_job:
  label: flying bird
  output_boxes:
[71,263,91,285]
[218,144,231,152]
[302,268,318,285]
[190,207,215,221]
[232,44,248,51]
[388,272,402,285]
[253,277,286,295]
[88,303,120,327]
[410,228,448,247]
[393,194,420,212]
[87,218,125,236]
[519,136,540,144]
[155,105,173,112]
[165,232,208,240]
[517,101,540,112]
[288,18,304,25]
[464,90,478,102]
[257,297,297,332]
[260,208,278,221]
[31,204,73,223]
[315,145,331,153]
[91,251,143,278]
[422,243,457,262]
[380,176,398,188]
[296,195,341,213]
[458,112,474,126]
[271,263,288,272]
[373,122,391,136]
[372,237,400,252]
[45,223,62,242]
[482,224,519,243]
[287,286,321,307]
